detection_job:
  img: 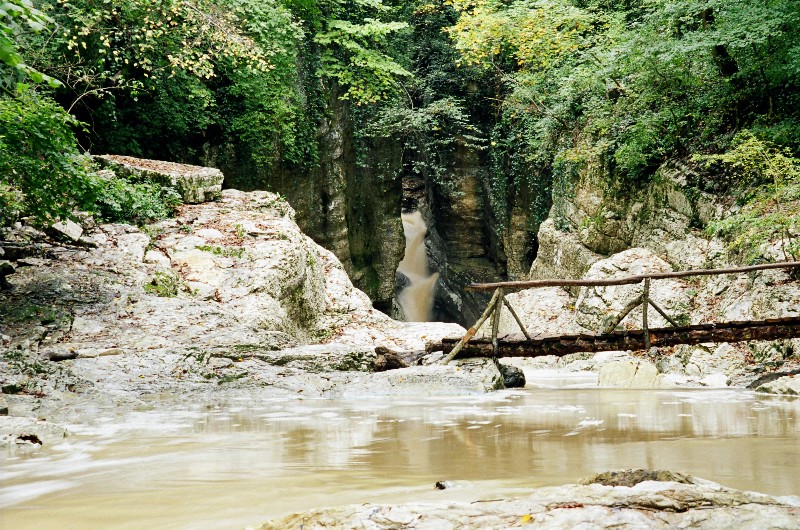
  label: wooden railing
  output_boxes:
[441,261,800,363]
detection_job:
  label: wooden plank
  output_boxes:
[426,317,800,359]
[466,261,800,292]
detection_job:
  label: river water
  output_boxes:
[2,373,799,529]
[397,211,439,322]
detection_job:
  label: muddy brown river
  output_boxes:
[2,372,799,529]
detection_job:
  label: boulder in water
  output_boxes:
[756,375,800,395]
[499,363,526,388]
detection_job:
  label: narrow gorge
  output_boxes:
[2,1,800,529]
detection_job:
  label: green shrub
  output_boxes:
[0,88,99,226]
[696,132,800,263]
[95,175,181,226]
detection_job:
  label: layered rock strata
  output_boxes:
[258,471,800,529]
[1,189,492,427]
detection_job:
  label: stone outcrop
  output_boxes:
[0,188,479,421]
[529,218,603,282]
[339,358,503,397]
[0,416,69,447]
[257,471,800,529]
[95,155,223,203]
[598,359,660,388]
[546,162,726,270]
[502,158,800,386]
[756,375,800,395]
[201,88,405,310]
[575,248,693,331]
[492,243,800,387]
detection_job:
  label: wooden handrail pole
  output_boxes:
[491,288,504,357]
[503,298,533,340]
[643,277,651,349]
[442,287,502,364]
[466,261,800,292]
[649,298,680,327]
[601,294,643,334]
[427,317,800,358]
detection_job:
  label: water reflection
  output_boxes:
[1,387,798,529]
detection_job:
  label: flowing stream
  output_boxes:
[2,374,799,529]
[397,211,439,322]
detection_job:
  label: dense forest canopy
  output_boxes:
[1,0,798,259]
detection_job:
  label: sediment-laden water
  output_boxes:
[397,211,439,322]
[2,374,799,529]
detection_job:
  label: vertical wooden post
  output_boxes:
[442,288,502,364]
[642,277,651,349]
[491,288,505,358]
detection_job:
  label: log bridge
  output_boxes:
[430,261,800,363]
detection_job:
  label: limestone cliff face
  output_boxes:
[426,143,498,324]
[422,142,541,325]
[513,160,800,376]
[199,87,542,324]
[201,88,404,311]
[531,162,726,281]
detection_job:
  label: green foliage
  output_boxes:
[196,244,245,259]
[696,132,800,263]
[144,270,183,297]
[316,16,412,104]
[0,0,60,87]
[94,174,181,225]
[447,0,589,70]
[0,88,98,225]
[15,0,414,170]
[446,0,800,191]
[365,96,484,184]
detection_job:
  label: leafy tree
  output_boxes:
[0,0,60,86]
[697,132,800,263]
[0,88,98,225]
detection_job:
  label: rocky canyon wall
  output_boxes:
[201,88,404,312]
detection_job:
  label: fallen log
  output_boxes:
[373,346,429,371]
[426,317,800,359]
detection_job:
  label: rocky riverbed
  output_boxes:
[258,470,800,529]
[2,178,800,528]
[2,183,800,443]
[1,188,484,437]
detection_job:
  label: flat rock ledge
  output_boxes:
[257,470,800,530]
[0,416,69,447]
[95,154,223,203]
[756,375,800,395]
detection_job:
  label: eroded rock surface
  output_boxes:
[496,161,800,388]
[0,189,468,422]
[95,155,223,204]
[0,416,69,447]
[258,471,800,530]
[756,375,800,396]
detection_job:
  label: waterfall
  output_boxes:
[397,211,439,322]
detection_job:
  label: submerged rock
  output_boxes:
[499,362,526,388]
[0,416,69,447]
[338,358,504,397]
[257,471,800,530]
[756,375,800,396]
[598,359,659,388]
